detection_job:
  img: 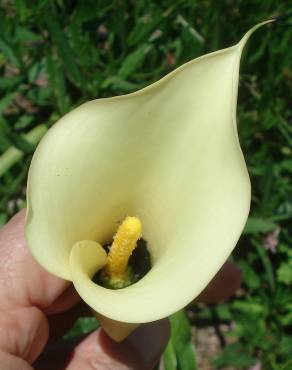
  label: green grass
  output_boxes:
[1,1,292,369]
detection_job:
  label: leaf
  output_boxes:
[244,217,277,234]
[277,262,292,285]
[63,317,99,339]
[279,335,292,358]
[212,342,256,368]
[232,300,266,316]
[72,0,110,24]
[101,76,142,92]
[0,76,23,89]
[15,26,42,43]
[215,304,232,320]
[0,213,8,226]
[15,0,30,21]
[0,135,10,152]
[176,15,204,60]
[0,38,21,68]
[0,125,47,177]
[6,133,35,154]
[0,93,16,114]
[127,10,163,47]
[44,2,83,88]
[252,239,275,291]
[163,310,197,370]
[14,115,34,129]
[163,340,177,370]
[28,59,46,84]
[46,56,69,114]
[238,260,261,289]
[118,44,152,79]
[280,310,292,327]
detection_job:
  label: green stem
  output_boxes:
[0,124,47,177]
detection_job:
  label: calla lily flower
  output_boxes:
[25,21,273,341]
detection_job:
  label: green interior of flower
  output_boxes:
[93,238,152,289]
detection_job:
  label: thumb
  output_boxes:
[35,319,170,370]
[0,351,33,370]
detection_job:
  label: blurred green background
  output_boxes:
[0,1,291,369]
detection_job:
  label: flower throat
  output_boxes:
[93,216,151,289]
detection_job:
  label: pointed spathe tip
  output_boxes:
[269,9,292,23]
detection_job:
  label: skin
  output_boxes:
[0,210,241,370]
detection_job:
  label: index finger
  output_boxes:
[0,210,78,313]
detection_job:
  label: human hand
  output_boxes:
[0,211,241,370]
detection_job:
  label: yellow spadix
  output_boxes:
[25,22,273,341]
[105,216,142,281]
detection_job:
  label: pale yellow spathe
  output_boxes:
[25,22,272,328]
